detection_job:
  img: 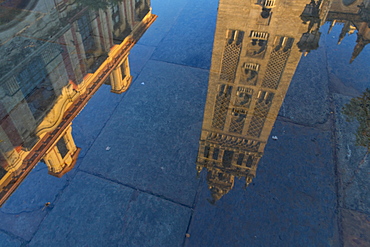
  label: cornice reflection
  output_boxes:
[196,0,370,202]
[0,0,156,206]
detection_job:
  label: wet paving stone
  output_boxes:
[29,172,134,247]
[121,192,191,247]
[79,60,208,207]
[186,120,339,246]
[0,231,23,247]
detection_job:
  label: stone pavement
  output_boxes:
[0,0,369,246]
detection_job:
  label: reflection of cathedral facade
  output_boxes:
[197,0,370,202]
[298,0,370,62]
[0,0,156,206]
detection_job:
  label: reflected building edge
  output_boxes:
[196,0,370,202]
[298,0,370,62]
[0,0,156,206]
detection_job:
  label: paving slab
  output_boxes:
[325,25,370,247]
[333,93,370,214]
[150,0,218,69]
[73,84,125,159]
[342,208,370,247]
[186,120,339,246]
[121,191,192,247]
[29,172,134,247]
[137,0,189,47]
[129,44,156,77]
[79,60,208,207]
[0,164,68,241]
[279,32,330,127]
[0,231,23,247]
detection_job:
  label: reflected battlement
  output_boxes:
[0,0,156,206]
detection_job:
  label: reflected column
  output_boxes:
[109,54,133,94]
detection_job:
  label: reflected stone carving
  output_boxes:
[256,0,276,24]
[2,77,20,96]
[258,0,277,8]
[204,131,261,151]
[247,91,274,137]
[36,85,77,138]
[207,169,234,203]
[220,30,244,82]
[229,108,247,134]
[246,31,269,59]
[240,63,259,85]
[212,84,232,130]
[234,87,253,107]
[43,124,80,177]
[262,36,294,89]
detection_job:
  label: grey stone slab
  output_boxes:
[150,0,218,69]
[333,93,370,215]
[121,192,192,247]
[0,163,68,241]
[186,120,339,246]
[73,84,124,158]
[129,44,156,76]
[79,60,208,207]
[279,31,330,126]
[137,0,189,47]
[29,172,134,247]
[0,231,22,247]
[342,208,370,247]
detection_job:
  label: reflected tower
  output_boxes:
[196,0,312,202]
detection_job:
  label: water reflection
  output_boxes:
[0,0,156,206]
[299,0,370,62]
[197,0,370,202]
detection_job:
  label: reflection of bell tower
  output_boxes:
[196,0,308,202]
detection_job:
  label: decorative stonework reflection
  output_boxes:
[246,31,269,59]
[0,0,156,206]
[262,36,294,89]
[211,84,232,130]
[229,108,247,134]
[247,91,274,138]
[240,63,259,85]
[220,30,244,82]
[197,0,308,202]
